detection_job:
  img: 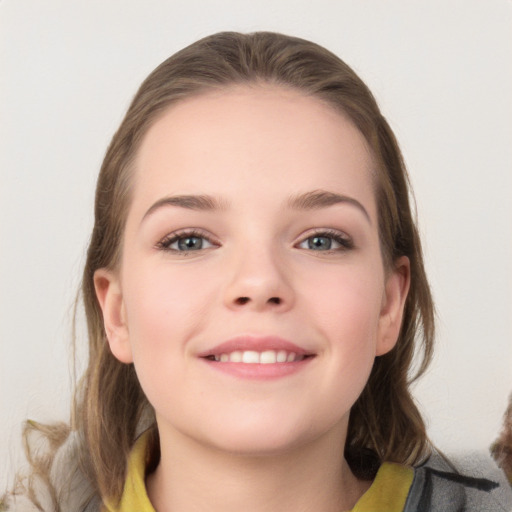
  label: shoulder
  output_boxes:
[404,450,512,512]
[3,430,101,512]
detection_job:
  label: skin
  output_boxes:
[95,85,410,512]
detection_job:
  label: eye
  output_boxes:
[297,230,353,252]
[156,230,216,253]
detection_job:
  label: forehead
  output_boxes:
[130,84,376,216]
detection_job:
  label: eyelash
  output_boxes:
[296,229,354,252]
[155,229,217,253]
[156,228,353,255]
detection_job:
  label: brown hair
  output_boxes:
[20,31,436,506]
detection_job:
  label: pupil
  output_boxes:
[178,236,202,251]
[309,236,331,250]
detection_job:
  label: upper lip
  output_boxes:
[197,335,313,358]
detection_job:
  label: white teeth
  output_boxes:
[230,351,243,363]
[210,350,305,364]
[260,350,277,364]
[276,350,288,363]
[242,351,260,363]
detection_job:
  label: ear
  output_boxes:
[376,256,411,356]
[93,268,133,364]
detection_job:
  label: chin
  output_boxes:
[195,414,330,457]
[209,431,310,457]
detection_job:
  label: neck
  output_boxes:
[146,423,370,512]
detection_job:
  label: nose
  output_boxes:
[223,244,294,312]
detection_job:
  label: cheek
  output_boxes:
[302,261,384,337]
[119,264,211,413]
[121,261,215,359]
[288,263,385,430]
[299,261,385,389]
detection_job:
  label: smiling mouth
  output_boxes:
[199,336,316,379]
[204,350,312,364]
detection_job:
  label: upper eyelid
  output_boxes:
[156,228,218,248]
[295,227,352,241]
[155,227,353,247]
[294,228,354,250]
[165,228,209,236]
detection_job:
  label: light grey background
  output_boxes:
[1,0,511,490]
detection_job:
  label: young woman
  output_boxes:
[5,31,510,512]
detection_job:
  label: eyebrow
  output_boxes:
[288,189,371,223]
[142,194,226,221]
[142,189,371,224]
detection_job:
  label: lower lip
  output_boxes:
[201,357,314,380]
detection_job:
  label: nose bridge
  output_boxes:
[223,236,293,311]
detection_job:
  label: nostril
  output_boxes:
[235,297,250,305]
[268,297,281,305]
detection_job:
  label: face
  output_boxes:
[95,85,409,455]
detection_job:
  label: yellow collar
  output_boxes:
[352,462,413,511]
[104,432,414,512]
[103,433,155,512]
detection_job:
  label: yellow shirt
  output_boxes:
[103,434,414,512]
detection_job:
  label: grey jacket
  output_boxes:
[5,433,512,511]
[404,451,512,511]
